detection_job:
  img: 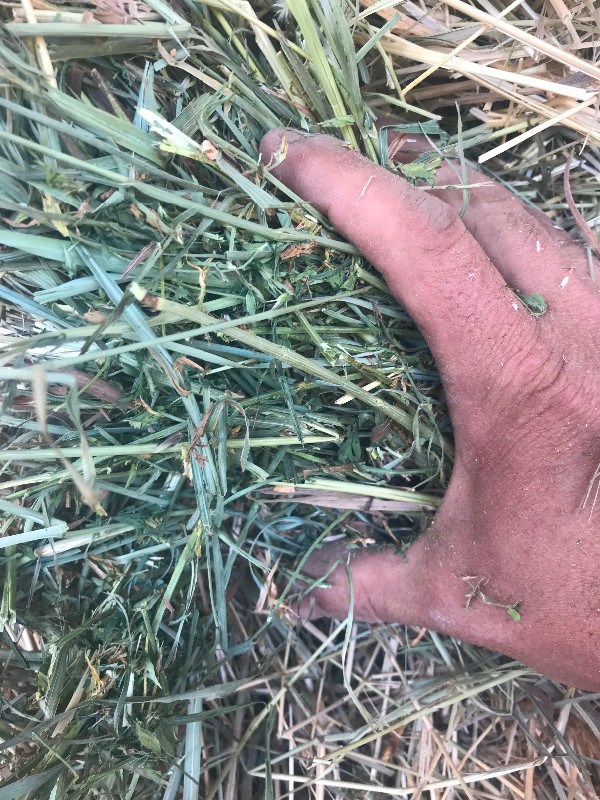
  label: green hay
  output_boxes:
[0,1,599,798]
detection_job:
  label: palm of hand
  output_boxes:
[261,128,600,690]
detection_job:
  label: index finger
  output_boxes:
[261,128,541,409]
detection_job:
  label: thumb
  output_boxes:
[295,537,441,626]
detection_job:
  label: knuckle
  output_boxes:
[532,363,598,430]
[462,332,599,457]
[506,345,599,435]
[519,348,569,401]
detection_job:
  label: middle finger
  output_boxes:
[386,128,600,322]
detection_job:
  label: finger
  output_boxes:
[381,123,599,317]
[294,534,530,661]
[378,117,572,250]
[293,534,595,689]
[261,128,540,406]
[295,537,440,625]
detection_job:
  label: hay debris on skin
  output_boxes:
[0,1,599,798]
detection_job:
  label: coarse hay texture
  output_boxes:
[0,0,599,797]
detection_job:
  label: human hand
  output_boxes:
[260,127,600,690]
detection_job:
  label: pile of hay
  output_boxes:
[0,1,599,797]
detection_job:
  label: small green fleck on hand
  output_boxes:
[514,290,547,317]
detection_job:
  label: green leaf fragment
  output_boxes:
[136,723,163,756]
[319,115,355,128]
[399,155,442,185]
[514,290,547,317]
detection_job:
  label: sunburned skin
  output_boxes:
[260,126,600,691]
